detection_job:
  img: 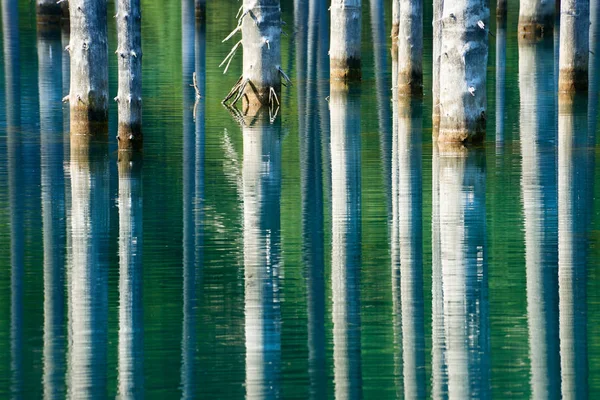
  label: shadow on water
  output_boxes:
[432,144,490,399]
[243,111,282,399]
[330,85,362,399]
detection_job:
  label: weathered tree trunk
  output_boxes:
[68,0,109,138]
[116,0,143,149]
[518,0,555,39]
[37,0,62,28]
[239,0,282,113]
[497,0,507,21]
[432,0,443,131]
[117,154,144,399]
[195,0,206,22]
[243,112,282,399]
[558,0,590,92]
[495,20,506,144]
[438,0,489,144]
[330,86,362,399]
[392,0,400,45]
[397,0,423,95]
[38,26,67,399]
[558,94,589,400]
[330,0,361,81]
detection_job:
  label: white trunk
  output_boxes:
[432,0,443,128]
[397,0,423,94]
[558,96,589,400]
[330,0,361,80]
[495,22,506,144]
[330,87,362,399]
[68,0,109,136]
[558,0,590,92]
[392,0,400,42]
[438,0,489,143]
[116,0,143,149]
[38,27,67,399]
[117,157,144,399]
[243,114,282,400]
[518,0,555,39]
[37,0,62,27]
[241,0,282,112]
[68,148,110,398]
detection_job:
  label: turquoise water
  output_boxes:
[1,0,600,398]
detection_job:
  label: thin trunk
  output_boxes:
[495,21,506,145]
[330,0,361,81]
[432,0,443,131]
[558,0,590,92]
[240,0,282,113]
[392,0,400,44]
[497,0,507,21]
[37,0,62,28]
[397,0,423,95]
[330,86,362,399]
[68,0,109,137]
[518,0,554,39]
[243,112,282,400]
[195,0,206,22]
[117,154,144,399]
[438,0,489,144]
[116,0,143,149]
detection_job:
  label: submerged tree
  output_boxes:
[397,0,423,95]
[330,0,361,81]
[67,0,109,138]
[438,0,489,144]
[37,0,62,28]
[116,0,143,149]
[519,0,554,39]
[558,0,590,92]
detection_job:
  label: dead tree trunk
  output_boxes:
[397,0,423,95]
[68,0,109,138]
[558,0,590,92]
[438,0,489,144]
[432,0,444,131]
[330,0,361,81]
[497,0,507,21]
[519,0,554,40]
[392,0,400,45]
[116,0,143,150]
[37,0,62,28]
[195,0,206,22]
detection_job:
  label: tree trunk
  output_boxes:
[438,0,489,144]
[116,0,143,150]
[497,0,507,21]
[117,154,144,399]
[330,86,362,399]
[330,0,361,81]
[397,0,423,95]
[195,0,206,22]
[240,0,282,114]
[518,0,554,40]
[433,0,443,131]
[392,0,400,45]
[68,0,109,138]
[37,0,62,28]
[495,20,506,144]
[558,0,590,92]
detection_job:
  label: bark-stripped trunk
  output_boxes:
[558,0,590,92]
[495,21,506,144]
[438,0,489,144]
[519,0,555,39]
[330,0,361,81]
[397,0,423,95]
[68,0,109,137]
[243,113,282,399]
[392,98,426,399]
[37,0,62,28]
[116,0,143,149]
[558,95,589,400]
[240,0,282,113]
[330,86,362,399]
[38,25,67,399]
[433,0,443,131]
[392,0,400,45]
[117,155,144,399]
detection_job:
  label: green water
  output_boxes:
[1,0,600,398]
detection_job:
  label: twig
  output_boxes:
[191,72,201,99]
[277,66,292,86]
[222,75,244,104]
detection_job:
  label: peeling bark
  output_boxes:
[116,0,143,150]
[68,0,109,137]
[558,0,590,92]
[397,0,423,95]
[518,0,555,40]
[330,0,361,81]
[438,0,489,144]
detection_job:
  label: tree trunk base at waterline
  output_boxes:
[330,57,362,82]
[36,3,63,29]
[559,67,589,93]
[518,18,554,41]
[438,114,486,146]
[118,124,143,151]
[70,105,109,138]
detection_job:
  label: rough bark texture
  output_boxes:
[37,0,62,28]
[518,0,555,40]
[438,0,489,144]
[397,0,423,95]
[558,0,590,92]
[330,0,361,81]
[68,0,109,138]
[116,0,143,150]
[241,0,282,114]
[392,0,400,44]
[432,0,444,131]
